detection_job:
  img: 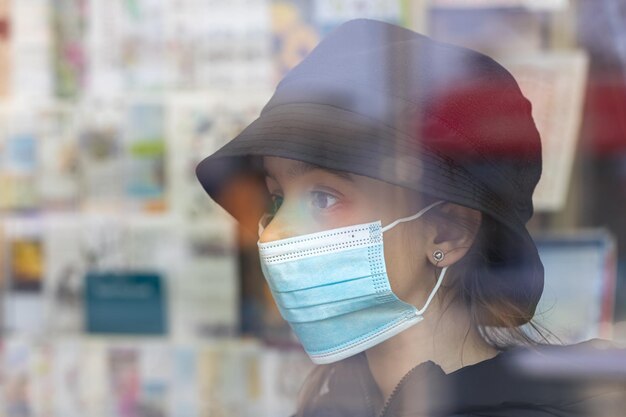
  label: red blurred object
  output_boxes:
[582,72,626,155]
[0,18,9,40]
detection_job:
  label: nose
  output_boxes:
[257,202,303,243]
[258,216,295,243]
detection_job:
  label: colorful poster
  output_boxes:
[108,346,141,417]
[9,237,43,292]
[0,217,5,291]
[138,343,170,417]
[168,92,271,221]
[313,0,405,33]
[30,342,54,417]
[53,339,86,417]
[43,215,86,334]
[198,341,256,417]
[11,0,53,99]
[3,338,34,417]
[259,347,313,417]
[0,0,11,98]
[169,346,199,417]
[431,0,568,9]
[272,0,320,79]
[3,217,46,335]
[52,0,88,98]
[80,213,128,271]
[77,100,125,210]
[80,339,108,417]
[37,105,80,209]
[171,221,238,340]
[88,0,170,95]
[125,214,186,272]
[532,230,617,343]
[272,0,407,78]
[124,101,166,212]
[0,123,39,211]
[429,7,544,55]
[169,0,272,90]
[6,216,44,293]
[0,337,325,416]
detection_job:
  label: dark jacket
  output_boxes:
[296,339,626,417]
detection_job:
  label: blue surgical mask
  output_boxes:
[257,200,447,364]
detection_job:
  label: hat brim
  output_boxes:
[195,102,544,322]
[198,102,514,229]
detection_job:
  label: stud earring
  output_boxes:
[432,249,445,263]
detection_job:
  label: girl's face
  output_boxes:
[258,155,435,307]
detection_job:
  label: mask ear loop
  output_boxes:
[380,199,447,314]
[381,200,446,233]
[418,245,473,314]
[416,265,447,315]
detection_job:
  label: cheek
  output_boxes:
[382,229,426,301]
[317,204,360,230]
[382,234,411,297]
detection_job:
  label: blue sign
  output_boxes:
[85,271,167,335]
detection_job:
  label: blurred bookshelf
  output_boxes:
[0,0,624,416]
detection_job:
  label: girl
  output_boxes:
[196,18,622,417]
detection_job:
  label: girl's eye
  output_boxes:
[268,194,283,215]
[310,191,338,210]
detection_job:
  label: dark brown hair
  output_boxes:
[293,192,557,417]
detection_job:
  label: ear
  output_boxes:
[425,203,482,268]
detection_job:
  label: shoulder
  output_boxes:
[442,338,626,417]
[501,338,626,379]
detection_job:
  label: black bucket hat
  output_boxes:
[196,19,545,324]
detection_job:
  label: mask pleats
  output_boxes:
[261,245,384,292]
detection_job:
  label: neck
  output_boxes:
[364,298,499,404]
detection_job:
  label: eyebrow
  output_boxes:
[263,161,354,183]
